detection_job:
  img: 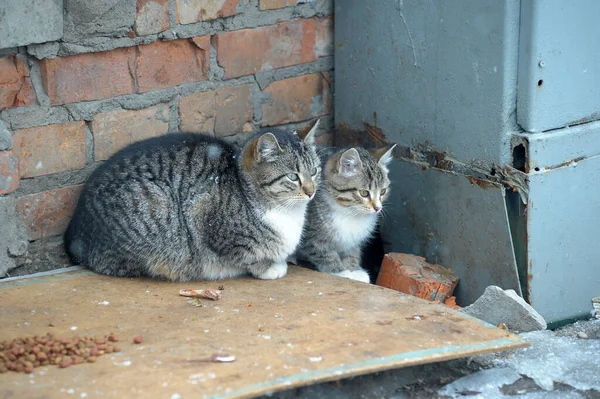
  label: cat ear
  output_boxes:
[255,133,282,162]
[296,119,319,145]
[371,144,397,167]
[338,148,363,177]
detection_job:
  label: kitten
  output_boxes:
[294,144,396,283]
[64,120,321,282]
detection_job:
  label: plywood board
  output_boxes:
[0,266,527,399]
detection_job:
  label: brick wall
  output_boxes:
[0,0,334,277]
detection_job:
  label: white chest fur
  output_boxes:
[263,203,307,259]
[330,210,378,252]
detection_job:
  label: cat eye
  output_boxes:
[380,188,387,195]
[287,173,300,181]
[310,167,318,176]
[359,190,370,198]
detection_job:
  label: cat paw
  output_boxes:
[256,262,288,280]
[333,269,370,283]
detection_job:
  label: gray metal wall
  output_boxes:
[335,0,600,324]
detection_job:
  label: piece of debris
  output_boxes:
[460,286,547,332]
[376,253,459,302]
[444,296,461,309]
[576,331,588,339]
[179,289,221,301]
[592,296,600,318]
[133,336,144,344]
[218,285,224,291]
[188,354,236,363]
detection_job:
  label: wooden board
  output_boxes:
[0,266,527,399]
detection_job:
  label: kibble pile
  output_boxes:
[0,332,122,374]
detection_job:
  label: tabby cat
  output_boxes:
[64,120,321,282]
[294,144,396,283]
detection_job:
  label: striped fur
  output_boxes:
[64,122,321,282]
[295,144,395,283]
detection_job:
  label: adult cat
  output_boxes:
[295,144,396,283]
[65,121,321,282]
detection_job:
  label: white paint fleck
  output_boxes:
[311,313,317,316]
[35,161,43,170]
[204,329,209,333]
[307,281,313,284]
[269,297,274,301]
[67,388,75,394]
[309,356,323,362]
[70,326,78,331]
[97,301,109,305]
[317,292,323,296]
[261,335,271,340]
[80,393,87,398]
[208,372,216,379]
[265,365,272,370]
[171,394,181,399]
[161,382,168,387]
[338,308,344,311]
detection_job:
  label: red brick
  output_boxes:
[375,253,459,302]
[91,105,169,161]
[136,37,210,93]
[16,185,83,241]
[259,0,295,10]
[40,48,136,105]
[179,85,253,136]
[175,0,238,25]
[135,0,170,36]
[0,151,20,195]
[262,73,331,126]
[214,17,333,79]
[13,122,86,178]
[0,55,36,110]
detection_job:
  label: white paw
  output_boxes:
[350,269,371,283]
[257,262,288,280]
[332,269,371,283]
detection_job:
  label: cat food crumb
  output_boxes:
[218,285,224,290]
[133,336,144,344]
[179,289,221,301]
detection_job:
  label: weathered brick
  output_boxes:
[179,85,253,136]
[40,48,136,105]
[176,0,238,25]
[214,17,333,79]
[16,185,83,241]
[259,0,295,10]
[136,37,210,93]
[0,55,37,110]
[13,122,86,178]
[0,151,20,195]
[91,105,170,161]
[375,253,460,302]
[262,73,331,126]
[135,0,170,36]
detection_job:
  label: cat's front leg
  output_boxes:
[340,250,370,284]
[247,260,288,280]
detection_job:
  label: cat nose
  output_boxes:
[374,205,382,213]
[303,188,314,198]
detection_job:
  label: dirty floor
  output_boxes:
[0,266,525,399]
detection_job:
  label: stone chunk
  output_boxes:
[0,120,12,150]
[461,285,547,332]
[376,253,459,302]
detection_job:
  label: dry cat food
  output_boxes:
[0,332,123,374]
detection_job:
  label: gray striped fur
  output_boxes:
[64,121,321,282]
[295,144,396,283]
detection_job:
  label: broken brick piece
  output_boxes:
[375,253,459,302]
[444,296,461,309]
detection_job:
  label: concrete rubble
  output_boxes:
[461,285,547,332]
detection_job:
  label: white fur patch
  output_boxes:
[330,210,378,252]
[257,262,288,280]
[263,203,307,259]
[333,269,371,283]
